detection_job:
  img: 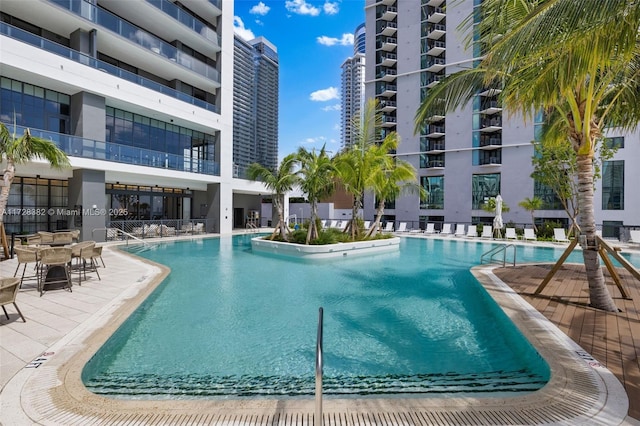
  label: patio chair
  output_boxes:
[363,221,371,229]
[52,231,74,246]
[629,230,640,244]
[92,245,106,268]
[328,220,338,229]
[523,228,537,241]
[553,228,570,243]
[466,225,477,238]
[505,228,518,240]
[440,223,452,235]
[37,247,72,297]
[454,224,466,237]
[424,223,436,234]
[396,222,408,232]
[481,225,493,239]
[70,242,100,285]
[0,277,25,322]
[383,222,394,232]
[37,231,55,245]
[13,247,40,288]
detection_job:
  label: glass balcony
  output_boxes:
[48,0,220,83]
[1,23,218,113]
[145,0,220,48]
[12,125,219,176]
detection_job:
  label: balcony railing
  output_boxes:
[1,23,219,114]
[145,0,220,48]
[48,0,220,82]
[7,124,219,176]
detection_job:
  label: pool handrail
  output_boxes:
[91,227,150,246]
[315,307,323,426]
[480,243,516,267]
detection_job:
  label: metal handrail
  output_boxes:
[480,243,516,267]
[315,307,324,426]
[91,227,150,246]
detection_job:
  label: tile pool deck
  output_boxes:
[0,232,639,425]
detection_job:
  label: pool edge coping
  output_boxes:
[1,238,631,425]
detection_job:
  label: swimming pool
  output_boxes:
[80,236,584,400]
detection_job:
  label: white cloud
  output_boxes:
[310,87,339,101]
[302,136,327,145]
[250,2,270,16]
[285,0,320,16]
[317,33,354,46]
[323,1,339,15]
[322,104,341,112]
[233,16,255,41]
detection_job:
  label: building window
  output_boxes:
[604,136,624,149]
[472,173,500,210]
[602,160,624,210]
[533,180,564,210]
[420,176,444,209]
[1,77,70,133]
[2,177,68,235]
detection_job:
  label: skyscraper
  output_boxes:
[233,36,279,176]
[364,0,638,234]
[340,23,366,149]
[0,0,268,236]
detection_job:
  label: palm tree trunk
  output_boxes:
[306,201,319,244]
[366,200,386,238]
[577,153,618,312]
[0,163,16,227]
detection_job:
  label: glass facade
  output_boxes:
[472,173,500,209]
[3,177,68,235]
[106,184,192,221]
[0,77,70,133]
[105,107,216,171]
[420,176,444,209]
[602,160,624,210]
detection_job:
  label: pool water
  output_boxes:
[80,236,582,399]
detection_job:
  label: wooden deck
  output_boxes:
[494,263,640,420]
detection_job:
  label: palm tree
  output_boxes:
[415,0,640,312]
[0,123,70,227]
[518,197,543,233]
[296,145,336,244]
[334,99,388,240]
[246,154,298,241]
[366,137,421,238]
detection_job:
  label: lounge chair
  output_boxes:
[0,277,25,322]
[440,223,452,236]
[629,230,640,244]
[466,225,477,238]
[505,228,518,240]
[383,222,394,232]
[523,228,537,241]
[553,228,570,243]
[481,225,493,239]
[328,220,338,229]
[363,221,371,229]
[454,224,466,237]
[396,222,408,232]
[424,223,436,234]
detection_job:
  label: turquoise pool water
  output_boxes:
[81,236,618,400]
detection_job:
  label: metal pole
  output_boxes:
[315,307,323,426]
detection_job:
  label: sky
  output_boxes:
[233,0,366,161]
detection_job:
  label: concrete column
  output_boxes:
[68,169,106,242]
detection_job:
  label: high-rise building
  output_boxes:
[0,0,267,238]
[364,0,638,236]
[233,36,279,176]
[340,23,366,149]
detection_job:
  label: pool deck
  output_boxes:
[1,232,639,425]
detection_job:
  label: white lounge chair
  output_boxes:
[553,228,570,243]
[505,228,518,240]
[424,223,436,234]
[440,223,452,235]
[328,220,338,229]
[363,221,371,229]
[320,220,327,229]
[481,225,493,239]
[523,228,537,241]
[466,225,477,238]
[454,224,466,237]
[629,230,640,244]
[383,222,394,232]
[396,222,408,232]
